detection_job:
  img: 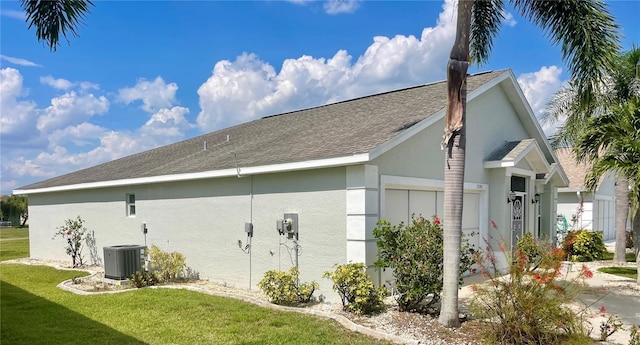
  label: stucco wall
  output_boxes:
[28,167,347,298]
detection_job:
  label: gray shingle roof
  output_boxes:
[18,70,507,191]
[486,139,537,162]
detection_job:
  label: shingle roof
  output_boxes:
[555,148,592,190]
[17,70,507,191]
[485,139,537,162]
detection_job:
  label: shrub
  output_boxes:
[373,215,476,312]
[627,231,634,249]
[130,270,160,288]
[52,216,90,268]
[323,263,387,315]
[562,230,606,262]
[630,324,640,345]
[258,267,318,306]
[471,237,592,345]
[149,245,186,282]
[516,232,545,268]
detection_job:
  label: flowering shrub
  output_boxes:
[323,263,387,315]
[373,215,476,312]
[599,313,624,341]
[258,267,318,306]
[562,230,606,262]
[470,236,593,345]
[52,216,89,267]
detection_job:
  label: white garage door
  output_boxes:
[384,189,481,248]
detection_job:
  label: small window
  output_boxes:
[126,194,136,216]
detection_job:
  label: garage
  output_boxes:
[384,189,481,248]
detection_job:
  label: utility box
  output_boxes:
[103,245,146,280]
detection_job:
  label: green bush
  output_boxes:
[562,230,606,262]
[517,233,545,268]
[323,263,387,315]
[149,245,186,282]
[471,238,593,345]
[373,215,476,312]
[258,267,318,306]
[129,270,160,288]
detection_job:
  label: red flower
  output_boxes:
[490,220,497,229]
[471,268,477,274]
[599,305,607,314]
[66,231,72,236]
[534,274,542,281]
[434,217,441,225]
[581,264,594,279]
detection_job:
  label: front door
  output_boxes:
[511,193,526,250]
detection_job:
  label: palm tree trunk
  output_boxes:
[438,0,472,328]
[614,177,629,263]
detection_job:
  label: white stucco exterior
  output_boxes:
[20,70,568,300]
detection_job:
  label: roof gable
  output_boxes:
[16,70,508,194]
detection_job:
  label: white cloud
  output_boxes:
[140,106,194,145]
[40,75,100,91]
[47,122,106,149]
[324,0,361,14]
[37,91,110,133]
[40,75,75,90]
[0,68,39,140]
[517,66,565,134]
[0,55,42,67]
[502,11,517,27]
[1,10,25,20]
[117,76,178,113]
[197,0,456,132]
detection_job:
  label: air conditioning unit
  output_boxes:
[103,245,146,280]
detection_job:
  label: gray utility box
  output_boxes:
[103,245,146,280]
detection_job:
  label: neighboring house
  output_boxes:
[15,69,568,298]
[555,148,616,241]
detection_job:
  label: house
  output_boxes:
[554,148,616,241]
[15,69,568,298]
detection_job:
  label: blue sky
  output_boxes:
[1,0,638,195]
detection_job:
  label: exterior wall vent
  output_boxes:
[103,245,146,280]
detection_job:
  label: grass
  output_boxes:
[0,227,30,261]
[597,266,638,280]
[0,226,29,239]
[1,263,392,345]
[602,251,636,262]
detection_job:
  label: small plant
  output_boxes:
[629,324,640,345]
[129,270,160,288]
[627,231,634,249]
[258,267,318,306]
[149,245,186,282]
[471,236,593,345]
[599,313,624,341]
[562,230,606,262]
[373,215,476,312]
[323,263,387,315]
[52,216,90,268]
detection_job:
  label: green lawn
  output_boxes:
[602,251,636,262]
[597,266,638,280]
[0,264,392,345]
[0,227,29,239]
[0,227,29,261]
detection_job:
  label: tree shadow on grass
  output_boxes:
[0,280,147,345]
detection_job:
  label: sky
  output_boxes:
[1,0,638,195]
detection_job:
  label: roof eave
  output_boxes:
[14,153,371,195]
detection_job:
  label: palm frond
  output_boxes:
[21,0,94,52]
[470,0,505,65]
[511,0,620,106]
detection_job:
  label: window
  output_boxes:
[126,194,136,216]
